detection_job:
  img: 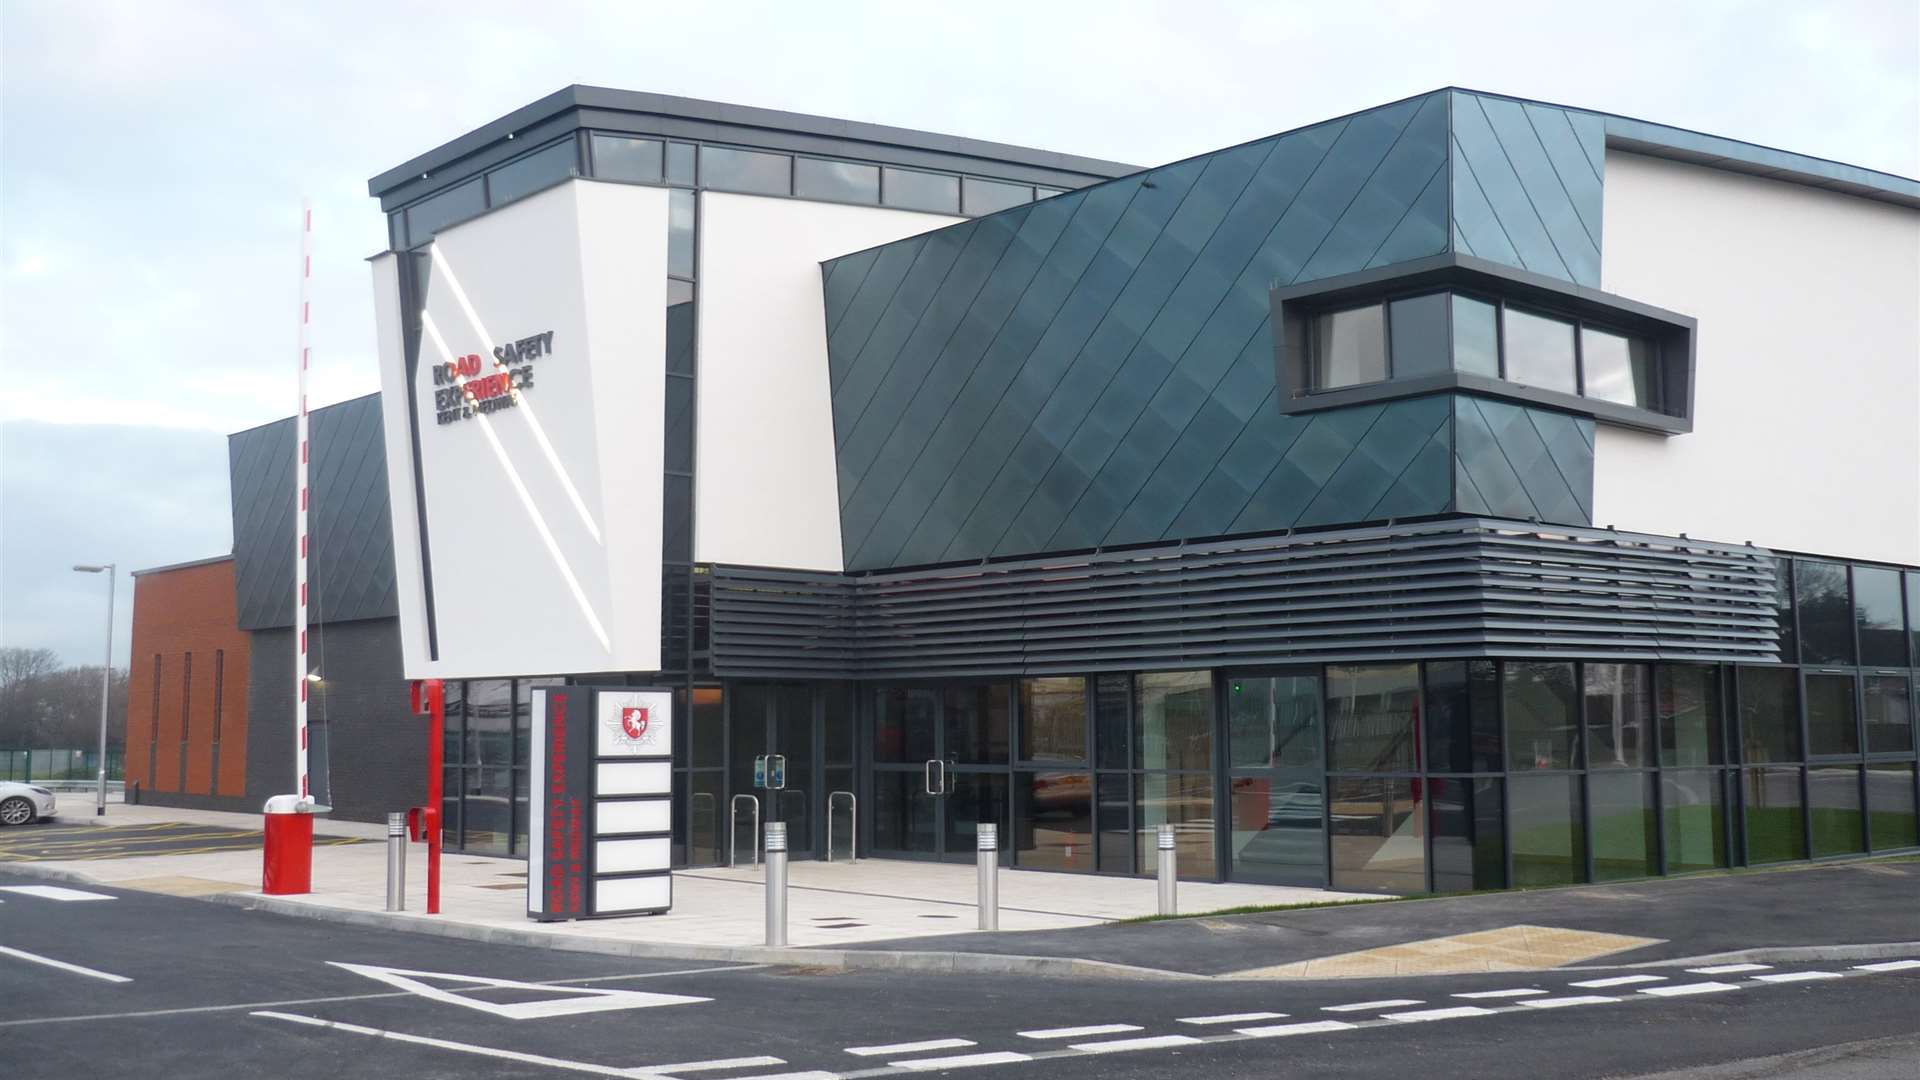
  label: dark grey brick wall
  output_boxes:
[247,618,426,824]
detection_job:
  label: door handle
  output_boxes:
[939,759,952,796]
[924,759,937,796]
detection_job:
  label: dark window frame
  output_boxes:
[1273,253,1696,435]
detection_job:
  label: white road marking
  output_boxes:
[1639,981,1742,997]
[724,1073,836,1080]
[1570,974,1667,988]
[328,961,707,1020]
[1687,963,1771,974]
[1322,999,1423,1012]
[1520,995,1620,1009]
[0,944,131,984]
[1068,1034,1203,1053]
[0,965,754,1030]
[1017,1023,1142,1039]
[844,1040,974,1057]
[251,1011,641,1077]
[0,885,115,902]
[889,1051,1031,1071]
[1753,971,1843,983]
[1236,1020,1358,1038]
[1177,1012,1287,1025]
[651,1058,786,1072]
[1383,1006,1497,1023]
[1452,988,1548,999]
[1854,960,1920,972]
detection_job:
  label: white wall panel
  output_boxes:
[1596,152,1920,565]
[695,192,959,571]
[375,180,669,678]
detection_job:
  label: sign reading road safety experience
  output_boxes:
[527,685,674,921]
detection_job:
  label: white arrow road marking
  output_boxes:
[328,961,707,1020]
[0,944,131,983]
[0,885,115,901]
[844,1040,974,1057]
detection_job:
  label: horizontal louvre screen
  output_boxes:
[710,519,1781,679]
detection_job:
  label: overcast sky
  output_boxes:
[2,0,1916,668]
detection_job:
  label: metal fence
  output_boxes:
[0,749,125,783]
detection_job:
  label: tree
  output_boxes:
[0,647,61,745]
[0,647,127,750]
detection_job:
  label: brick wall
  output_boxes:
[124,558,253,813]
[246,618,425,823]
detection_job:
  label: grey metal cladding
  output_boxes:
[823,92,1456,571]
[229,394,398,631]
[1452,395,1595,525]
[1449,91,1605,287]
[709,519,1782,680]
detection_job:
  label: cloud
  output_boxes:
[0,421,234,665]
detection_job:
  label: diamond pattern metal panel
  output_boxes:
[825,93,1454,570]
[229,393,398,630]
[1453,395,1594,526]
[1448,91,1605,287]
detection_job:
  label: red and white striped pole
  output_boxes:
[295,197,312,803]
[265,198,318,895]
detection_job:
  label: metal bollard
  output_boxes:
[385,812,407,912]
[976,822,999,931]
[765,821,788,947]
[1156,823,1177,916]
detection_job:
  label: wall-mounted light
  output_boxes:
[305,672,323,683]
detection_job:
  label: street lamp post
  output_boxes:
[72,564,116,816]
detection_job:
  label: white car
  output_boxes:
[0,782,56,826]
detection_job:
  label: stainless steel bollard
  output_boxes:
[386,812,407,912]
[765,821,789,947]
[1156,823,1177,916]
[976,822,999,930]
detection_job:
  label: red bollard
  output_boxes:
[262,794,314,894]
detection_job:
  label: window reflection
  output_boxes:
[1501,308,1578,394]
[1580,327,1655,407]
[1312,305,1387,389]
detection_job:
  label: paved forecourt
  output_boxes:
[8,804,1371,950]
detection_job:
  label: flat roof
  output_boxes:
[131,554,234,577]
[369,85,1141,206]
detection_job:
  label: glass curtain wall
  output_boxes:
[439,678,558,856]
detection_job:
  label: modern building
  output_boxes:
[131,86,1920,896]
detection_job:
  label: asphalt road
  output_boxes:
[2,871,1917,1079]
[0,820,365,861]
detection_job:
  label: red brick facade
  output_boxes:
[125,557,250,799]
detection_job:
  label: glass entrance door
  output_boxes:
[1225,672,1326,886]
[870,684,1011,862]
[729,683,817,858]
